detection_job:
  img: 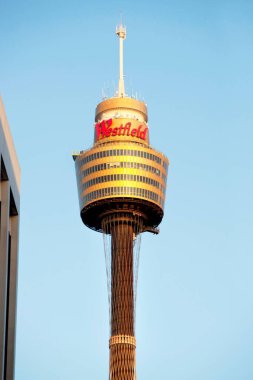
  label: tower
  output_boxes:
[73,25,168,379]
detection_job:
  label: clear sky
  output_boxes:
[1,0,253,379]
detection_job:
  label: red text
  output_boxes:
[95,119,148,141]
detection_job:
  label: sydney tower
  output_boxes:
[73,25,168,380]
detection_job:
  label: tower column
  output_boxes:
[109,216,136,380]
[111,221,134,336]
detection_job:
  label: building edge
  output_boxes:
[0,96,20,380]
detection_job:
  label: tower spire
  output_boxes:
[116,23,126,97]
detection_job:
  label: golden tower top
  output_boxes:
[73,24,169,233]
[94,25,149,146]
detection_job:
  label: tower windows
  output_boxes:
[78,148,164,167]
[80,161,163,178]
[81,174,164,193]
[82,187,161,206]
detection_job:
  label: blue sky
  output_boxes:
[1,0,253,379]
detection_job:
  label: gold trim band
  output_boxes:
[109,335,136,348]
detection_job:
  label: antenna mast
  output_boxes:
[116,24,126,97]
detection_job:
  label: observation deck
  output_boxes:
[73,96,169,232]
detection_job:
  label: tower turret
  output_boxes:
[73,25,169,380]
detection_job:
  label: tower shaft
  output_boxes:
[107,215,137,380]
[109,340,136,380]
[111,221,134,336]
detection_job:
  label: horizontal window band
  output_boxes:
[79,174,166,196]
[77,148,168,169]
[76,160,167,181]
[81,186,165,208]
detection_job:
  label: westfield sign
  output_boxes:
[95,119,148,141]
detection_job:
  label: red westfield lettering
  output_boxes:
[95,119,148,141]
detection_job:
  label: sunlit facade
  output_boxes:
[0,97,20,380]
